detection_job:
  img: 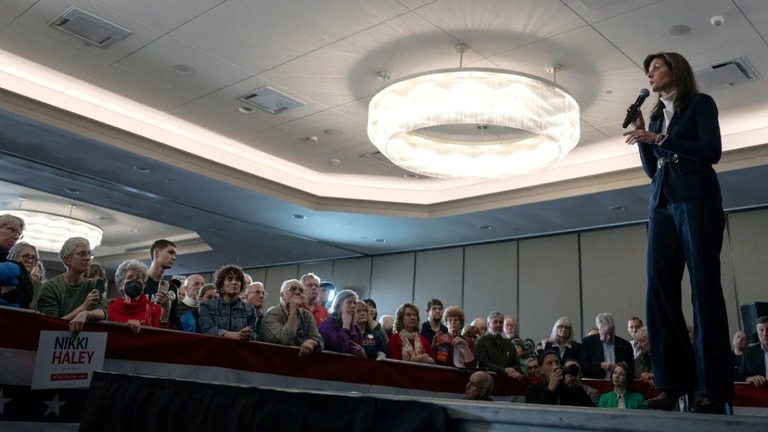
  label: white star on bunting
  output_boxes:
[0,388,11,415]
[43,392,66,417]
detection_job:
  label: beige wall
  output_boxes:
[233,208,768,342]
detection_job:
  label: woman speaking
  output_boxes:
[623,52,732,414]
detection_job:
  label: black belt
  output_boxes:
[657,154,679,169]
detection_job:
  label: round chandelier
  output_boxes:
[1,210,103,253]
[367,65,580,179]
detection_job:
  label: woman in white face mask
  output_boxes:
[108,259,171,334]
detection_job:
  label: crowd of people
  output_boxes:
[1,214,766,412]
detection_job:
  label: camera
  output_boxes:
[564,364,580,376]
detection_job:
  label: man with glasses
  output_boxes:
[0,214,34,309]
[245,281,267,337]
[261,279,323,356]
[37,237,108,336]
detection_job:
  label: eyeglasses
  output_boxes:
[2,226,23,239]
[287,286,305,294]
[69,251,94,259]
[19,253,38,263]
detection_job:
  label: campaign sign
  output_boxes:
[31,331,107,389]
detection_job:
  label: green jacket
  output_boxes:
[598,391,647,409]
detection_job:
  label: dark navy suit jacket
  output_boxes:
[638,93,722,209]
[580,334,634,379]
[737,344,766,381]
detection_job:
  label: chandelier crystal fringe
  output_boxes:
[367,68,580,179]
[2,210,102,253]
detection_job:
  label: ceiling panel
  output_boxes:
[560,0,662,24]
[415,0,587,57]
[14,0,164,62]
[0,22,111,78]
[88,64,199,111]
[93,0,226,33]
[170,0,407,74]
[734,0,768,38]
[115,35,253,98]
[593,0,761,63]
[0,0,37,22]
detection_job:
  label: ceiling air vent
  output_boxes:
[359,151,394,166]
[238,86,306,114]
[49,6,131,48]
[695,57,759,90]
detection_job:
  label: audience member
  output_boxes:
[0,214,33,309]
[387,303,434,364]
[738,316,768,387]
[432,306,475,368]
[85,263,106,280]
[525,349,594,407]
[420,298,448,344]
[244,281,267,337]
[261,279,324,356]
[461,325,482,346]
[628,317,644,358]
[356,301,387,360]
[544,316,581,363]
[586,328,599,337]
[180,283,217,333]
[6,241,40,308]
[476,312,524,380]
[362,298,387,343]
[37,237,108,335]
[144,239,178,328]
[379,314,395,338]
[598,362,647,409]
[580,313,634,379]
[108,260,169,333]
[633,328,654,386]
[319,289,365,357]
[525,358,542,384]
[503,315,519,340]
[564,358,600,406]
[732,330,748,378]
[470,317,488,337]
[318,281,335,308]
[465,371,494,401]
[199,265,257,342]
[301,273,328,325]
[177,275,205,318]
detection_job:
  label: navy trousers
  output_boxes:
[646,198,733,403]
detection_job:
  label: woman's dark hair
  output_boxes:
[362,298,377,319]
[213,265,246,295]
[643,52,699,122]
[613,361,632,389]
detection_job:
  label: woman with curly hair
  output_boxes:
[199,265,258,341]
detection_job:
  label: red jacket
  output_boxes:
[108,295,167,328]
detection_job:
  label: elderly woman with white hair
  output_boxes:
[318,289,366,357]
[37,237,108,335]
[6,240,43,308]
[108,259,170,333]
[543,317,581,363]
[0,214,34,309]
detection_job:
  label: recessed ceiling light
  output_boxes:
[172,64,196,75]
[374,238,387,243]
[478,225,494,230]
[164,178,175,183]
[130,229,139,233]
[292,214,306,219]
[609,205,627,211]
[329,159,341,165]
[605,90,613,94]
[64,187,81,194]
[97,216,108,221]
[403,174,419,179]
[323,128,342,136]
[238,106,255,114]
[133,166,150,173]
[663,24,690,38]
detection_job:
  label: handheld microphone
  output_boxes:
[622,88,651,128]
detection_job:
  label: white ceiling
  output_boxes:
[0,0,767,273]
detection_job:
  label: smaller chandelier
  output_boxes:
[367,67,580,179]
[1,210,103,253]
